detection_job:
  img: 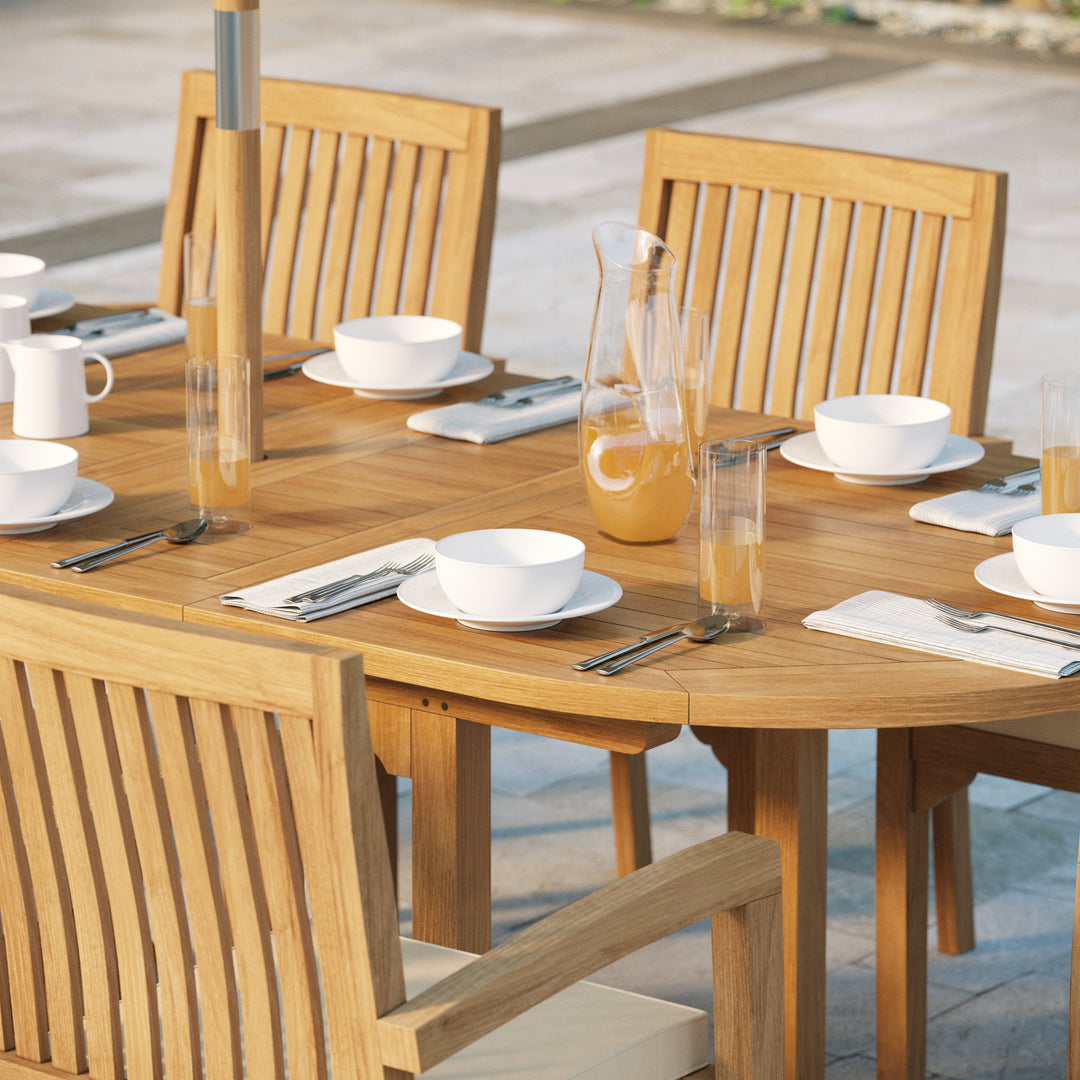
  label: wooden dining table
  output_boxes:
[7,316,1080,1080]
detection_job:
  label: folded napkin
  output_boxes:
[909,487,1040,536]
[92,308,187,358]
[803,590,1080,679]
[220,537,435,622]
[406,391,580,444]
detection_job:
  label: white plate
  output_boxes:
[975,552,1080,615]
[0,477,113,535]
[29,287,75,320]
[397,569,622,631]
[302,350,495,400]
[779,431,985,486]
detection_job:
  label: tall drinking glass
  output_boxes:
[187,354,250,531]
[183,230,217,359]
[698,439,765,616]
[680,305,712,457]
[1042,371,1080,515]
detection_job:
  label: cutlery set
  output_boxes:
[57,309,162,339]
[976,466,1041,495]
[51,518,208,572]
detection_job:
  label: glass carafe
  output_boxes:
[579,222,694,543]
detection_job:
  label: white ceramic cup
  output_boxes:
[0,440,78,519]
[1012,513,1080,597]
[0,254,46,307]
[6,334,114,439]
[0,295,32,404]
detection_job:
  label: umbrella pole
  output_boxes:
[214,0,263,461]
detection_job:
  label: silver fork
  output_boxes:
[287,552,433,604]
[932,611,1080,651]
[925,597,1080,640]
[976,467,1040,493]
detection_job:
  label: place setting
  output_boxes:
[780,393,984,485]
[301,314,494,400]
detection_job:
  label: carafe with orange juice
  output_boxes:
[580,223,694,543]
[1042,372,1080,515]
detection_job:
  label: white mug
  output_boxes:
[0,295,32,404]
[7,334,114,439]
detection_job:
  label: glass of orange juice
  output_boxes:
[680,306,712,458]
[1042,372,1080,515]
[186,354,251,532]
[698,439,765,616]
[183,231,217,359]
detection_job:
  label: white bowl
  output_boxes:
[0,254,46,307]
[332,315,462,387]
[813,394,951,473]
[1012,514,1080,597]
[434,528,586,617]
[0,440,78,519]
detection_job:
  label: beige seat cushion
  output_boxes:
[963,711,1080,749]
[402,937,708,1080]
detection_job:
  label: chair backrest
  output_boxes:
[0,586,403,1080]
[638,128,1008,435]
[158,71,501,353]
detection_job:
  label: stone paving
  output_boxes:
[4,0,1080,1074]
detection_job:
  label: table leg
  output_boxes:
[410,709,491,953]
[875,728,929,1080]
[609,750,653,876]
[695,727,828,1080]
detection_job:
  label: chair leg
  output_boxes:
[931,788,976,955]
[609,751,652,877]
[876,729,930,1080]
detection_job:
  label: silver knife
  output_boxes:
[573,621,693,671]
[480,376,576,405]
[57,309,152,335]
[502,380,582,408]
[71,313,164,339]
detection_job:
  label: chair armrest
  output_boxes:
[377,831,781,1073]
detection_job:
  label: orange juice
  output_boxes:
[1042,445,1080,515]
[699,519,763,611]
[581,416,694,542]
[189,446,249,510]
[185,297,218,359]
[681,381,708,457]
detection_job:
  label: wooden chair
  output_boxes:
[157,70,500,352]
[608,127,1008,877]
[878,712,1080,1078]
[0,583,784,1080]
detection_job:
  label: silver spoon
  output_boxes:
[597,614,731,675]
[54,518,209,572]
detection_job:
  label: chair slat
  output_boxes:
[318,135,367,339]
[190,125,217,240]
[712,186,761,408]
[233,708,327,1080]
[66,673,162,1080]
[803,198,854,408]
[265,127,314,336]
[260,123,288,266]
[402,147,446,317]
[896,213,945,398]
[867,207,915,395]
[772,194,823,418]
[146,691,241,1080]
[741,191,792,413]
[347,138,394,320]
[108,683,201,1080]
[0,661,47,1059]
[26,665,121,1078]
[686,184,728,322]
[376,142,421,317]
[834,202,884,398]
[189,697,284,1080]
[664,180,700,304]
[0,662,84,1074]
[292,130,342,339]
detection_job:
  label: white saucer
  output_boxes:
[0,478,114,535]
[29,287,76,320]
[302,350,495,400]
[397,569,622,631]
[975,552,1080,615]
[780,431,985,486]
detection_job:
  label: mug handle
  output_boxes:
[83,352,114,403]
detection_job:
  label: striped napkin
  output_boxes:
[220,537,435,622]
[406,391,580,444]
[909,487,1040,536]
[803,590,1080,679]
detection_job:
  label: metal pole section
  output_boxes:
[214,0,263,460]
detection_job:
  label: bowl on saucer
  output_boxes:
[0,254,46,307]
[813,394,951,474]
[434,528,586,618]
[333,315,462,388]
[0,440,78,519]
[1012,514,1080,599]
